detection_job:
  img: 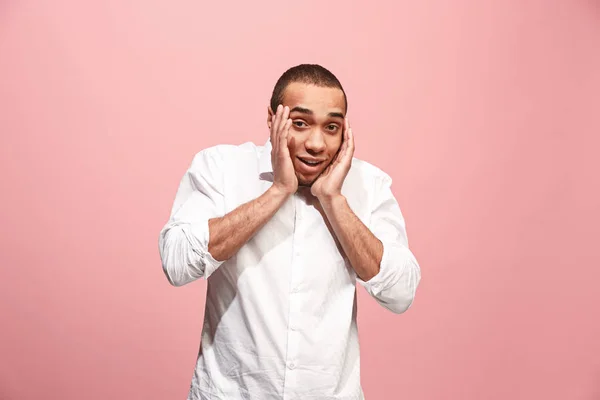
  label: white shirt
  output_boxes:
[158,140,421,400]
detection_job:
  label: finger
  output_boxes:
[344,118,350,143]
[271,114,278,151]
[336,132,353,167]
[280,118,292,155]
[348,126,355,154]
[341,128,354,162]
[343,118,353,153]
[336,134,348,165]
[270,106,280,149]
[277,108,290,159]
[274,104,284,150]
[335,145,346,166]
[277,105,290,136]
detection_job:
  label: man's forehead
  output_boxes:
[289,105,345,120]
[282,83,345,115]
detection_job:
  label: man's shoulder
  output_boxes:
[350,157,393,186]
[190,141,263,166]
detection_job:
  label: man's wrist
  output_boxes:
[318,193,347,212]
[267,184,293,203]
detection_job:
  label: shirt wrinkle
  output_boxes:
[158,140,421,400]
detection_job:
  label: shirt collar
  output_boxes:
[258,139,273,181]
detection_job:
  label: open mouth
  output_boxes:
[298,157,324,167]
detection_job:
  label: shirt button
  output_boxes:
[288,362,296,370]
[290,324,297,331]
[291,287,299,293]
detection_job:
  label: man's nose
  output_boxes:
[305,130,326,152]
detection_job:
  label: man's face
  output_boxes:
[268,82,346,187]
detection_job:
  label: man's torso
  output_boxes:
[188,141,386,400]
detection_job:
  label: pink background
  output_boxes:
[1,1,599,399]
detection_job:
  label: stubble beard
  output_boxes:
[295,160,332,188]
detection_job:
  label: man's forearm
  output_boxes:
[208,186,289,261]
[319,195,383,281]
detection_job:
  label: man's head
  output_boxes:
[267,64,348,187]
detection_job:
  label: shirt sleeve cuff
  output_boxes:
[356,242,398,296]
[188,218,225,279]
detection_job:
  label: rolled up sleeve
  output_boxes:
[158,147,226,286]
[356,174,422,314]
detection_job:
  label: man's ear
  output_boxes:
[267,106,274,129]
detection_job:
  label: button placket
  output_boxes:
[284,194,304,394]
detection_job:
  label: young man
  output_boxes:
[159,64,421,400]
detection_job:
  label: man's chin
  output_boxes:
[297,175,315,187]
[298,180,314,188]
[296,172,321,188]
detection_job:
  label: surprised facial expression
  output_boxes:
[268,82,346,186]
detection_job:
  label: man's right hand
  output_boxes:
[204,105,296,262]
[270,104,298,195]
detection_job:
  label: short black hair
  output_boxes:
[270,64,347,114]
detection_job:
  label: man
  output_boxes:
[158,64,421,400]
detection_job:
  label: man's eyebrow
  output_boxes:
[328,112,345,119]
[290,106,313,115]
[289,107,345,119]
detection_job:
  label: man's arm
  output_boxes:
[159,104,296,286]
[312,119,421,313]
[209,104,297,261]
[159,168,290,286]
[158,147,229,286]
[319,195,383,281]
[207,186,288,261]
[313,118,382,280]
[319,178,421,314]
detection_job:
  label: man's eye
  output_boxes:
[293,121,306,127]
[327,125,339,131]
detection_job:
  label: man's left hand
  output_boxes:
[311,118,354,201]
